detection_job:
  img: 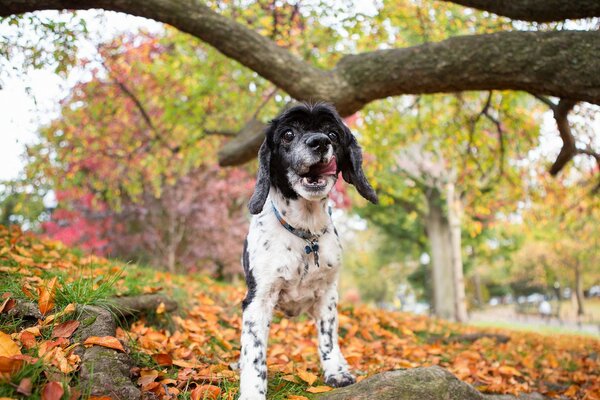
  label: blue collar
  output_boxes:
[270,200,333,268]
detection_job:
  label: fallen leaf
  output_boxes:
[137,369,159,386]
[152,353,173,366]
[83,336,125,352]
[0,332,20,357]
[52,320,80,338]
[297,370,318,386]
[0,356,24,373]
[19,331,37,349]
[38,276,58,315]
[287,396,309,400]
[156,302,166,314]
[190,385,221,400]
[17,377,33,396]
[498,365,522,377]
[42,381,64,400]
[0,297,15,313]
[306,385,333,393]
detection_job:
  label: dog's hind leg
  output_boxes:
[311,284,356,388]
[239,293,276,400]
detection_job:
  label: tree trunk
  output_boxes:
[574,264,585,317]
[472,270,484,309]
[425,188,456,320]
[446,182,468,322]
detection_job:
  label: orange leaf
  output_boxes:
[287,396,309,400]
[498,365,522,377]
[19,331,36,349]
[297,370,318,386]
[42,381,64,400]
[0,331,20,357]
[152,353,173,366]
[0,356,24,374]
[52,320,80,338]
[190,384,221,400]
[306,386,333,393]
[38,277,58,315]
[83,336,125,352]
[137,369,159,386]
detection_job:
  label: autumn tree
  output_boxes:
[2,0,598,176]
[26,31,255,274]
[510,174,600,317]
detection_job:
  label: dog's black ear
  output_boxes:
[340,129,378,204]
[248,129,274,214]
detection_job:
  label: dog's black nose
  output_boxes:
[306,134,331,153]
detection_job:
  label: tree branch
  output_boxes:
[440,0,600,22]
[534,97,578,175]
[3,1,600,166]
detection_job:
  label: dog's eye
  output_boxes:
[327,131,338,141]
[282,130,295,142]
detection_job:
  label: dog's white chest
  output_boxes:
[247,207,341,318]
[276,238,340,317]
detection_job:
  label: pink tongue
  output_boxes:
[309,157,338,176]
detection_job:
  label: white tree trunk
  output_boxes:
[446,182,468,322]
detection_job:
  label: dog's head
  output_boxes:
[248,102,378,214]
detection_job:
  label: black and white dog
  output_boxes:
[238,102,378,399]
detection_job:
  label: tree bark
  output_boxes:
[574,264,585,317]
[440,0,600,22]
[446,182,468,322]
[425,188,456,321]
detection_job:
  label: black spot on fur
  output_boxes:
[287,246,292,252]
[263,240,270,250]
[242,239,256,311]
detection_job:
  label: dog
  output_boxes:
[238,102,378,399]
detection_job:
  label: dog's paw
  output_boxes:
[325,371,356,388]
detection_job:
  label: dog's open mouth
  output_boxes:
[301,157,337,189]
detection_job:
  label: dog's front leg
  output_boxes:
[239,293,275,400]
[311,284,356,388]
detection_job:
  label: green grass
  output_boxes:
[54,266,121,311]
[267,373,314,400]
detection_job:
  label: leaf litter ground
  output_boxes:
[0,225,598,399]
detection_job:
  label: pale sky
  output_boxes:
[0,11,162,181]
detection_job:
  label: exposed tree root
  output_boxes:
[317,367,547,400]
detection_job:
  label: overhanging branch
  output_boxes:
[440,0,600,22]
[2,1,600,166]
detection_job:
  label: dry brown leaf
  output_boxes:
[0,356,24,374]
[190,385,221,400]
[16,377,33,396]
[296,369,318,386]
[52,320,80,338]
[18,331,36,350]
[287,396,310,400]
[83,336,125,352]
[41,381,64,400]
[38,276,58,315]
[0,297,15,314]
[152,353,173,366]
[306,386,333,393]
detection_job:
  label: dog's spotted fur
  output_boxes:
[238,103,377,400]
